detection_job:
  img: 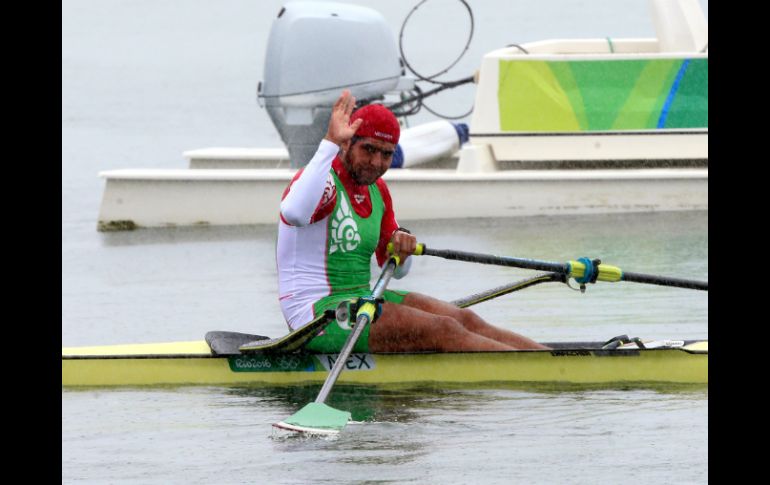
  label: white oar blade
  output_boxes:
[273,402,351,435]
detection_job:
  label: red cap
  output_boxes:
[350,104,400,144]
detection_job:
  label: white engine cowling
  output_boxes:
[259,1,406,167]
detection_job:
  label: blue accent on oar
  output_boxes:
[657,59,690,129]
[574,257,594,284]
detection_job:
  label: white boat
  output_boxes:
[97,0,707,231]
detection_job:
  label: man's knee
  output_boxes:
[431,314,468,335]
[455,307,484,327]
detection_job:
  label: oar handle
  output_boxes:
[384,242,410,266]
[415,243,425,256]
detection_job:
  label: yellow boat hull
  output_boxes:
[62,340,707,387]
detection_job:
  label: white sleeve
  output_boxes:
[280,139,340,226]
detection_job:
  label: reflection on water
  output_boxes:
[224,381,708,424]
[62,357,707,483]
[76,381,698,475]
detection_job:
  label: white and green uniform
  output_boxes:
[277,140,410,352]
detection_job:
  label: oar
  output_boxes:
[451,272,566,308]
[273,255,401,435]
[413,244,708,291]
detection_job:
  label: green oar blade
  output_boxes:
[273,403,351,435]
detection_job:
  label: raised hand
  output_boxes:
[324,90,364,146]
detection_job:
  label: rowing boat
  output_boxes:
[61,331,707,387]
[63,258,707,390]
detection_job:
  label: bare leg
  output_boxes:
[401,293,551,350]
[369,292,550,352]
[369,302,517,352]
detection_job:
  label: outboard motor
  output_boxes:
[259,2,407,167]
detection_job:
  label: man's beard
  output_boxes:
[343,151,379,186]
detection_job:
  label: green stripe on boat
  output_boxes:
[498,58,708,131]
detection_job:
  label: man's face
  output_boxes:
[342,137,396,186]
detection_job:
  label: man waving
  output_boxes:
[276,90,548,353]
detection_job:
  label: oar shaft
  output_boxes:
[314,311,370,404]
[622,271,708,291]
[422,247,568,273]
[315,258,398,404]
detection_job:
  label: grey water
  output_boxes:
[62,1,708,483]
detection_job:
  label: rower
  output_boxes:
[276,90,549,353]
